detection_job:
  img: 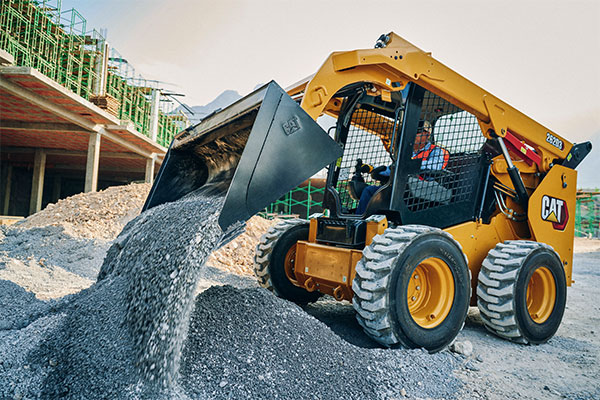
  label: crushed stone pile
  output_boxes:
[0,256,93,300]
[0,224,107,299]
[206,216,279,275]
[182,285,461,400]
[0,225,108,281]
[16,182,151,241]
[0,183,151,298]
[9,180,276,281]
[0,280,53,331]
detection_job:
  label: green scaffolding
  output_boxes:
[0,0,187,146]
[1,0,63,81]
[575,191,600,238]
[262,180,326,219]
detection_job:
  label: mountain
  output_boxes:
[176,84,268,125]
[177,90,243,124]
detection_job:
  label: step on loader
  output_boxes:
[144,33,591,352]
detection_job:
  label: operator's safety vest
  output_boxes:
[413,144,450,169]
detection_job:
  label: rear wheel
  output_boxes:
[477,241,567,344]
[352,225,470,352]
[253,219,321,304]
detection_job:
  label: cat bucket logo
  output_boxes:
[541,195,568,230]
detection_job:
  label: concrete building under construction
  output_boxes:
[0,0,188,217]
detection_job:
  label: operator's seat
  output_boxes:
[363,184,392,217]
[348,174,368,201]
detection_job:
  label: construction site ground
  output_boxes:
[0,183,598,399]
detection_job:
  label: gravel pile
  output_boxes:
[206,216,279,276]
[0,280,53,330]
[1,186,228,398]
[0,256,93,300]
[100,188,225,390]
[0,225,109,280]
[181,285,461,400]
[15,182,151,241]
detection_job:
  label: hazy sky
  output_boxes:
[65,0,599,142]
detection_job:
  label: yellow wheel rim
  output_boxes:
[407,257,454,329]
[284,244,299,284]
[526,267,556,323]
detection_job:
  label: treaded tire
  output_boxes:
[477,240,566,344]
[352,225,470,352]
[253,219,321,304]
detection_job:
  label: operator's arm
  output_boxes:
[371,165,390,181]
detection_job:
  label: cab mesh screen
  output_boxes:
[335,108,396,212]
[404,91,486,211]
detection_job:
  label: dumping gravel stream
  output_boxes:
[2,187,227,398]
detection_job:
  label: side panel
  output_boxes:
[528,165,577,285]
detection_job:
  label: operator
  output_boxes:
[355,121,449,214]
[412,121,449,171]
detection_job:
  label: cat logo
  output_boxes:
[541,195,568,230]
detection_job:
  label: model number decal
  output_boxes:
[546,132,564,151]
[541,195,568,230]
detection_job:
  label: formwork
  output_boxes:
[105,50,186,147]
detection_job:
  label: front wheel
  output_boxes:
[352,225,470,352]
[253,219,321,304]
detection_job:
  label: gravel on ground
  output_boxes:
[15,182,151,241]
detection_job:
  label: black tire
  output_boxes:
[352,225,470,352]
[477,241,567,344]
[253,219,321,304]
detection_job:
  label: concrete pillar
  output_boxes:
[145,153,156,184]
[85,131,101,192]
[2,165,12,215]
[149,88,160,142]
[52,175,61,202]
[29,149,46,214]
[93,42,110,96]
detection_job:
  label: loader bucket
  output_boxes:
[143,81,342,233]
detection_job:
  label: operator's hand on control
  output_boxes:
[360,163,374,173]
[355,159,374,174]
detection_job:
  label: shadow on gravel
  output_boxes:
[304,301,495,349]
[303,298,380,349]
[462,307,490,334]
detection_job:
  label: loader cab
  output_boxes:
[321,82,495,242]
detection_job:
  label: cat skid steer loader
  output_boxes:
[144,33,591,352]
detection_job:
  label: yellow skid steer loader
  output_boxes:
[144,33,591,352]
